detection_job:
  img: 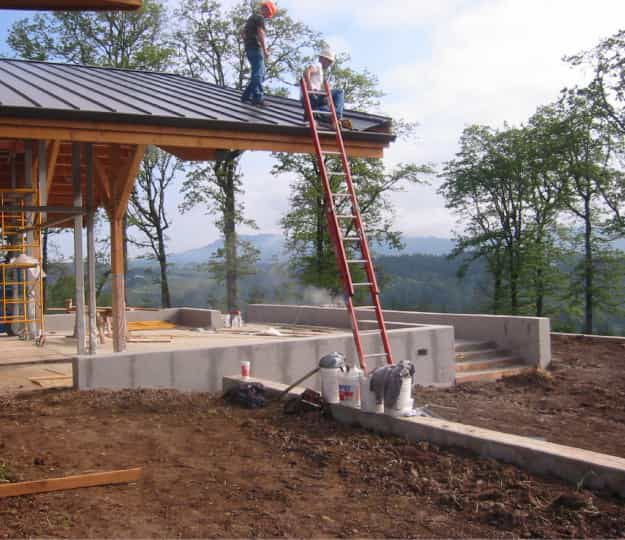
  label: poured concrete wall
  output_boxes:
[45,308,223,333]
[73,324,455,393]
[247,304,551,369]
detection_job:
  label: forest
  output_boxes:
[7,2,625,336]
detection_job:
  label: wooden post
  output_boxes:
[85,143,97,354]
[107,144,146,353]
[72,142,86,355]
[110,215,126,352]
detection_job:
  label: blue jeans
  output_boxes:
[242,48,265,103]
[308,89,345,119]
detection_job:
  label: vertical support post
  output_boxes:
[72,143,86,355]
[110,215,126,352]
[86,143,97,355]
[37,140,47,338]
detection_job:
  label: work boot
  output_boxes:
[340,118,353,130]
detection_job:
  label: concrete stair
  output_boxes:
[454,340,534,384]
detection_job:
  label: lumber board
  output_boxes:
[127,321,176,331]
[0,468,142,499]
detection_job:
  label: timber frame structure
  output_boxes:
[0,59,395,354]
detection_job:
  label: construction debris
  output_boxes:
[0,467,142,499]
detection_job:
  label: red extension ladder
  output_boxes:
[301,77,394,373]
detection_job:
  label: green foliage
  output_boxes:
[8,0,173,69]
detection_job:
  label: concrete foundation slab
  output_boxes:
[223,375,625,497]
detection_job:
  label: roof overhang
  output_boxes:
[0,115,393,159]
[0,0,141,9]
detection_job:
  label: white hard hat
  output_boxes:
[319,43,335,63]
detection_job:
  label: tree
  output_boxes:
[441,122,568,317]
[174,0,319,311]
[128,147,182,308]
[273,56,429,294]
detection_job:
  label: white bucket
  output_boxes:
[360,374,383,413]
[385,376,414,417]
[337,366,362,408]
[320,368,341,404]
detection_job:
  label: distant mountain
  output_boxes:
[168,234,287,265]
[166,234,455,266]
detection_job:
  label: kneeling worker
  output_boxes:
[302,44,352,130]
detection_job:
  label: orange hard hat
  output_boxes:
[261,0,277,18]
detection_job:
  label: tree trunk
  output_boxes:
[224,161,238,312]
[583,199,593,334]
[157,234,171,308]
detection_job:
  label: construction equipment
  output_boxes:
[0,144,45,342]
[300,77,395,373]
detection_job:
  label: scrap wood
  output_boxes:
[127,337,172,343]
[127,321,176,332]
[0,467,142,499]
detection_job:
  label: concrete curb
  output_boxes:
[223,375,625,497]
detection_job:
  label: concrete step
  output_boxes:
[455,365,535,384]
[454,340,496,353]
[455,348,510,361]
[455,355,521,373]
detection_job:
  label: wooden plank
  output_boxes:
[0,468,142,499]
[93,155,112,205]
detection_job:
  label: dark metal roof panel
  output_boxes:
[0,59,394,140]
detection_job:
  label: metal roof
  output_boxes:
[0,59,394,143]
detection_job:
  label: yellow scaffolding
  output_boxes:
[0,163,45,341]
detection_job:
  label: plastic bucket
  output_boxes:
[320,368,340,404]
[385,376,413,417]
[360,374,383,413]
[337,367,361,409]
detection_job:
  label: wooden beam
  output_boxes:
[109,214,125,352]
[0,118,387,159]
[93,155,112,206]
[113,144,146,221]
[86,143,97,355]
[45,140,61,201]
[158,146,218,161]
[0,468,142,499]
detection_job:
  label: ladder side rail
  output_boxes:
[323,80,394,365]
[322,80,381,295]
[300,77,355,297]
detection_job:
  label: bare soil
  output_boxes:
[415,334,625,458]
[0,380,624,537]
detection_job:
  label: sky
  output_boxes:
[1,0,625,255]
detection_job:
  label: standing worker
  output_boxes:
[241,1,277,107]
[302,44,352,130]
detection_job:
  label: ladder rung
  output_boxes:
[323,151,342,155]
[343,237,361,241]
[333,193,351,198]
[337,215,357,219]
[330,172,346,176]
[312,110,332,115]
[355,305,376,309]
[347,259,368,264]
[353,282,373,287]
[364,353,388,358]
[307,90,326,95]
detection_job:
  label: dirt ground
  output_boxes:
[0,384,624,538]
[415,334,625,458]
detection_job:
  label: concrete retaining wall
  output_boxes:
[224,376,625,497]
[74,324,455,393]
[247,304,551,369]
[45,308,223,333]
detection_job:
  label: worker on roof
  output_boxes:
[241,0,277,107]
[302,44,352,130]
